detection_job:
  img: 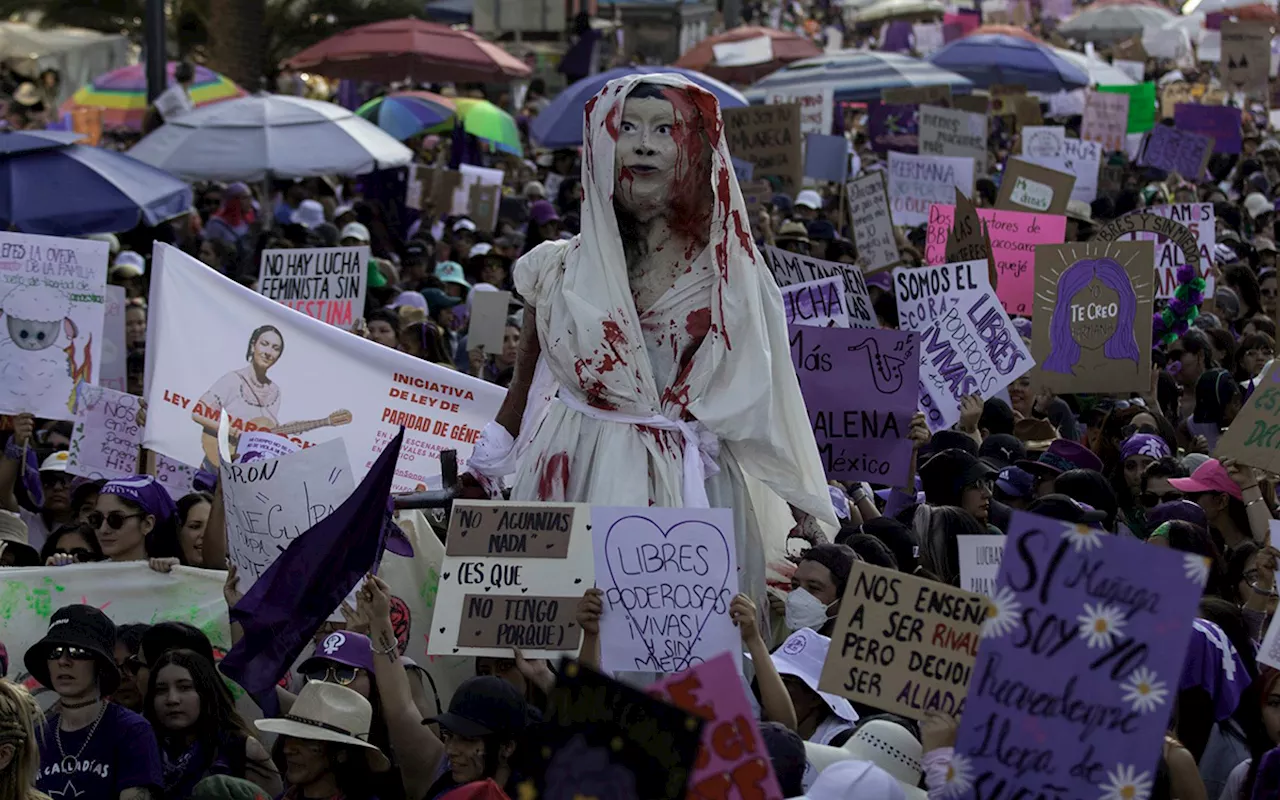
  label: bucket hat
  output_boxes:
[24,604,119,695]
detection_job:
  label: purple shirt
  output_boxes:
[1180,618,1250,721]
[37,704,163,800]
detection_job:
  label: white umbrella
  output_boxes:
[1051,47,1137,85]
[846,0,945,23]
[128,93,413,182]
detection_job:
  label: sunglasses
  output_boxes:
[55,548,101,563]
[86,511,144,530]
[1140,490,1184,508]
[47,646,94,662]
[302,664,362,687]
[41,474,72,489]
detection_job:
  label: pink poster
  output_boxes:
[650,653,784,800]
[925,204,1067,317]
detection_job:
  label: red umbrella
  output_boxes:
[283,18,531,83]
[674,26,822,84]
[1207,3,1280,23]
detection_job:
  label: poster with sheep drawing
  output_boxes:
[1032,242,1154,395]
[0,232,108,420]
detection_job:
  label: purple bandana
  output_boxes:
[100,475,178,523]
[1120,433,1171,462]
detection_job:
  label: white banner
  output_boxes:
[258,246,369,331]
[142,244,505,492]
[101,286,127,392]
[888,152,976,227]
[0,232,108,420]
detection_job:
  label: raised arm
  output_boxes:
[0,413,34,513]
[494,307,541,438]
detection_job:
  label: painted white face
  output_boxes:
[614,96,679,221]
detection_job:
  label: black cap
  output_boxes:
[141,621,215,668]
[25,604,119,695]
[979,434,1027,470]
[979,398,1015,436]
[927,430,979,458]
[859,517,920,574]
[760,721,806,798]
[1027,494,1107,526]
[919,449,996,507]
[425,675,528,738]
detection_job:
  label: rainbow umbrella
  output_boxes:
[355,91,457,141]
[436,97,522,157]
[60,63,245,131]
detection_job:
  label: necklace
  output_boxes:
[56,700,107,774]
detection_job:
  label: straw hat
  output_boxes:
[255,682,390,771]
[12,82,40,107]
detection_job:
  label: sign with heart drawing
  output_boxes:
[593,506,740,674]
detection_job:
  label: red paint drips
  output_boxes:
[604,104,622,140]
[686,308,711,338]
[537,451,570,501]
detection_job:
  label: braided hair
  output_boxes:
[0,680,51,800]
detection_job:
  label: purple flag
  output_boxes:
[867,102,919,154]
[220,428,405,716]
[1173,104,1242,155]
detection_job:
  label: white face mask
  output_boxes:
[785,587,833,631]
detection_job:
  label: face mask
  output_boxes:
[785,588,832,631]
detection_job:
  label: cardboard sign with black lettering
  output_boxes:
[996,159,1075,215]
[818,562,988,719]
[1221,21,1270,94]
[722,103,804,196]
[428,500,593,658]
[1213,363,1280,471]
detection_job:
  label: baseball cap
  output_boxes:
[299,630,376,674]
[522,181,546,199]
[452,218,478,235]
[1146,499,1208,530]
[425,676,527,738]
[1026,494,1107,525]
[40,451,69,473]
[340,222,371,244]
[919,449,996,506]
[1169,458,1244,501]
[1246,192,1273,219]
[111,251,146,279]
[434,261,472,289]
[996,466,1035,500]
[980,434,1026,470]
[859,518,920,574]
[795,189,823,210]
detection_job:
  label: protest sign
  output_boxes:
[953,510,1204,800]
[593,506,738,674]
[764,87,833,137]
[926,204,1068,316]
[942,192,994,288]
[258,246,369,331]
[1116,204,1215,299]
[1221,21,1270,93]
[781,276,852,328]
[995,159,1075,215]
[763,246,875,326]
[519,661,703,800]
[790,326,918,485]
[1032,242,1155,395]
[1020,125,1065,158]
[1097,82,1156,132]
[918,104,987,173]
[713,36,773,67]
[1081,90,1130,152]
[818,562,987,718]
[152,452,200,500]
[952,94,989,115]
[650,653,784,800]
[406,165,463,213]
[0,232,108,420]
[468,183,500,233]
[451,164,503,218]
[916,290,1033,432]
[723,104,803,195]
[1174,103,1243,154]
[66,385,142,481]
[143,244,504,492]
[1017,137,1103,205]
[430,500,593,658]
[803,133,850,183]
[847,171,900,272]
[1214,363,1280,472]
[731,157,754,182]
[881,85,952,105]
[1137,124,1214,180]
[867,103,919,153]
[467,289,513,353]
[892,260,990,332]
[101,286,126,392]
[887,151,976,227]
[956,534,1004,596]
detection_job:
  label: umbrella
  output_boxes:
[0,130,192,235]
[967,25,1044,43]
[927,34,1090,92]
[1057,1,1177,44]
[448,97,522,157]
[744,51,973,104]
[1207,3,1280,21]
[1052,47,1137,85]
[846,0,945,23]
[530,66,748,149]
[424,0,472,23]
[282,18,531,84]
[60,63,245,131]
[356,91,456,141]
[128,92,413,182]
[674,26,822,84]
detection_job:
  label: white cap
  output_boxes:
[110,251,146,279]
[795,189,823,210]
[452,218,478,234]
[333,203,355,219]
[755,629,857,723]
[1245,192,1273,220]
[801,760,905,800]
[340,222,371,243]
[40,451,69,473]
[469,242,493,258]
[294,199,326,229]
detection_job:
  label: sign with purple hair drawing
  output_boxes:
[1032,242,1154,394]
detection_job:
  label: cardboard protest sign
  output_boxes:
[66,385,142,481]
[1137,125,1214,180]
[1018,137,1103,205]
[867,103,919,153]
[258,246,369,331]
[1097,82,1156,132]
[764,87,833,137]
[517,660,703,800]
[803,133,850,183]
[892,260,991,332]
[430,500,592,658]
[956,534,1004,596]
[723,103,803,195]
[952,94,989,115]
[881,85,952,105]
[1115,204,1215,300]
[925,204,1068,316]
[143,244,504,492]
[1032,242,1155,395]
[650,653,785,800]
[916,290,1033,432]
[995,159,1075,215]
[763,246,875,326]
[452,164,503,218]
[887,151,976,227]
[1221,21,1270,93]
[790,326,918,485]
[0,232,108,420]
[467,289,513,353]
[406,165,463,212]
[818,562,988,718]
[1081,90,1130,152]
[100,286,127,392]
[1020,125,1065,159]
[781,276,852,328]
[941,191,994,284]
[1214,363,1280,472]
[592,506,738,674]
[918,105,987,173]
[953,510,1204,800]
[152,452,200,500]
[468,183,500,233]
[846,171,900,272]
[1174,104,1243,154]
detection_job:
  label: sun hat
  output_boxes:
[100,475,177,524]
[0,511,37,566]
[425,675,528,739]
[1016,439,1103,477]
[1169,458,1243,501]
[529,200,560,226]
[776,220,811,244]
[1246,192,1273,219]
[795,189,823,210]
[804,718,927,799]
[435,261,472,289]
[752,629,857,724]
[256,682,390,771]
[294,199,326,230]
[928,430,978,458]
[1066,199,1093,223]
[800,759,906,800]
[298,630,376,675]
[40,451,69,473]
[340,222,371,244]
[24,604,120,695]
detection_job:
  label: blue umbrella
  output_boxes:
[530,65,749,149]
[745,51,974,104]
[0,129,85,155]
[0,137,192,236]
[927,34,1090,93]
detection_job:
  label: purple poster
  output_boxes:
[789,326,918,485]
[1173,104,1243,155]
[950,510,1205,800]
[868,102,919,153]
[1137,125,1214,180]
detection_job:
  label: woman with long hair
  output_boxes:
[1236,333,1275,383]
[91,476,180,565]
[1110,433,1173,537]
[175,493,213,567]
[0,680,49,800]
[1042,257,1141,376]
[145,650,280,799]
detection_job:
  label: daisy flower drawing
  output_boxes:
[1099,764,1153,800]
[1120,667,1169,714]
[1077,602,1127,649]
[1062,523,1104,553]
[981,587,1023,640]
[940,752,975,798]
[1183,553,1211,588]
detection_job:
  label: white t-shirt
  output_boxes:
[154,85,194,120]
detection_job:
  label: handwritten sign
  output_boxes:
[1116,204,1215,300]
[918,105,987,174]
[763,246,875,327]
[781,276,851,328]
[765,87,833,137]
[152,453,200,500]
[888,151,975,227]
[66,385,142,481]
[847,171,900,272]
[1017,137,1102,204]
[1214,363,1280,472]
[1222,21,1270,93]
[593,506,739,674]
[1173,104,1242,154]
[996,159,1074,215]
[868,103,919,153]
[1137,125,1214,180]
[723,103,803,195]
[1021,126,1065,159]
[818,562,987,718]
[953,511,1205,800]
[650,653,784,800]
[430,500,592,658]
[1082,90,1130,152]
[258,246,369,331]
[791,326,918,485]
[892,260,991,332]
[956,534,1005,596]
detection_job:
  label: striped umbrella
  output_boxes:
[60,63,245,131]
[744,51,974,104]
[440,97,522,157]
[356,91,457,141]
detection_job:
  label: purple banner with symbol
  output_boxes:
[868,102,919,154]
[950,510,1204,800]
[1137,125,1214,180]
[789,326,918,485]
[1173,104,1242,155]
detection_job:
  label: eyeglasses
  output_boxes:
[47,646,94,662]
[1140,490,1184,508]
[302,664,362,687]
[86,511,144,530]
